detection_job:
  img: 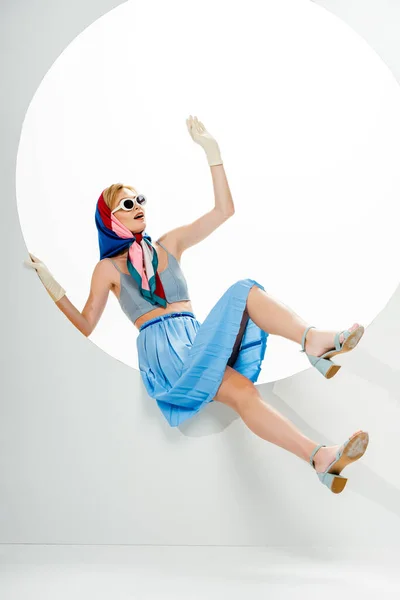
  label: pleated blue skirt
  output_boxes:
[136,278,269,427]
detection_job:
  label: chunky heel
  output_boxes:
[309,430,369,494]
[306,354,341,379]
[300,324,364,379]
[317,472,348,494]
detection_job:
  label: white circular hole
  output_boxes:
[17,0,400,383]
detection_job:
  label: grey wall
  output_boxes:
[1,0,400,546]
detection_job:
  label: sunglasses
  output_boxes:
[111,194,147,214]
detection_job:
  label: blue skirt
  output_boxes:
[136,278,269,427]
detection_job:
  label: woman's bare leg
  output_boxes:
[213,285,362,472]
[215,367,341,473]
[246,286,360,356]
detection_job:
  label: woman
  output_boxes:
[24,115,369,494]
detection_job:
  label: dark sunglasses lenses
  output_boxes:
[122,195,147,210]
[122,199,134,210]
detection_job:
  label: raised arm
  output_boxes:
[160,165,235,256]
[159,116,235,255]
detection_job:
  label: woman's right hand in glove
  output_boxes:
[24,253,66,303]
[186,115,223,167]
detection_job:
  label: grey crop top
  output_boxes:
[109,240,191,324]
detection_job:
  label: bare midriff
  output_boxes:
[133,299,195,330]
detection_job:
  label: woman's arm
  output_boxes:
[56,261,112,337]
[56,294,92,337]
[159,115,236,256]
[24,254,112,337]
[160,163,235,256]
[210,163,235,216]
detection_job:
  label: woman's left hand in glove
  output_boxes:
[186,115,223,167]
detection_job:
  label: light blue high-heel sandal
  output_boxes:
[300,324,365,379]
[309,430,369,494]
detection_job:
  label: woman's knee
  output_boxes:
[214,365,260,412]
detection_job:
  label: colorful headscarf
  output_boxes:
[95,191,167,307]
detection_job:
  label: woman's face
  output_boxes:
[111,187,146,233]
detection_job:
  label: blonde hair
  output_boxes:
[102,183,137,211]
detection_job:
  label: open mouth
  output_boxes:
[134,212,144,219]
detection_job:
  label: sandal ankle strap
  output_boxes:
[300,325,316,353]
[309,443,326,468]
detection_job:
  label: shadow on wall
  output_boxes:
[178,400,241,438]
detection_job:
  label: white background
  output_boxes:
[2,0,400,553]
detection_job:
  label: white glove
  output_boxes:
[186,115,223,167]
[24,253,66,303]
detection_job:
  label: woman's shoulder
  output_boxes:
[156,234,182,262]
[98,256,119,269]
[95,258,120,288]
